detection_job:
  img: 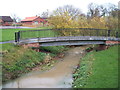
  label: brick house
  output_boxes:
[21,16,47,25]
[0,16,13,26]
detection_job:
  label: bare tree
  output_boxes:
[87,3,103,18]
[40,9,50,18]
[87,3,117,18]
[53,5,82,19]
[11,14,20,23]
[106,3,118,17]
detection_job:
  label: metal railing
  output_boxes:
[15,28,120,42]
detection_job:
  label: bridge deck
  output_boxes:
[14,28,120,46]
[18,36,120,45]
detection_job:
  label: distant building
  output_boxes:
[0,16,13,26]
[21,16,47,25]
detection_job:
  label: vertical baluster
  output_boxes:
[57,29,59,38]
[89,30,91,36]
[83,28,85,36]
[18,31,20,42]
[107,30,111,37]
[116,32,118,38]
[44,30,45,38]
[54,29,55,37]
[15,32,18,42]
[96,29,98,36]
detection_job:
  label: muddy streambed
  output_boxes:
[2,46,88,88]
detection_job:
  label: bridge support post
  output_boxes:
[96,44,108,51]
[106,41,120,45]
[15,32,17,42]
[22,43,40,52]
[15,31,20,43]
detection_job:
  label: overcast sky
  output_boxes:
[0,0,119,19]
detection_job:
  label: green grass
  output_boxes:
[2,43,68,83]
[2,45,47,82]
[1,27,53,42]
[20,29,56,40]
[39,46,69,54]
[0,43,15,51]
[73,45,118,88]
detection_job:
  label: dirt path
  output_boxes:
[3,46,88,88]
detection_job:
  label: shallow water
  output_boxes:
[2,46,87,88]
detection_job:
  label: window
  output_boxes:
[34,21,38,24]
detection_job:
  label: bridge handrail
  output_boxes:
[15,28,120,43]
[18,28,117,32]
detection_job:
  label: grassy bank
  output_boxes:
[1,27,52,42]
[72,45,118,88]
[2,43,68,83]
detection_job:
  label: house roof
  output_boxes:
[40,16,48,19]
[21,16,40,22]
[0,19,3,23]
[0,16,13,22]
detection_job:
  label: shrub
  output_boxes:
[40,46,68,54]
[2,47,46,82]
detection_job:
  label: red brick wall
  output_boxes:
[21,18,45,25]
[22,43,40,52]
[106,41,120,45]
[22,21,32,25]
[33,17,45,24]
[22,43,40,48]
[2,22,13,26]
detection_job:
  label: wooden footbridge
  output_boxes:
[15,28,120,46]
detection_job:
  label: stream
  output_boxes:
[2,46,87,88]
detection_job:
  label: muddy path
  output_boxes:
[3,46,88,88]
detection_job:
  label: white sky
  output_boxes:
[0,0,119,19]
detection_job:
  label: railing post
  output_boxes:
[15,32,18,42]
[18,31,20,42]
[116,32,118,38]
[107,30,111,37]
[38,37,39,42]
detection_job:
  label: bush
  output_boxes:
[2,44,69,83]
[40,46,68,54]
[2,47,46,82]
[12,23,22,26]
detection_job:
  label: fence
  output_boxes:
[15,28,120,42]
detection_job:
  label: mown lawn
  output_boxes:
[73,45,119,88]
[1,27,53,42]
